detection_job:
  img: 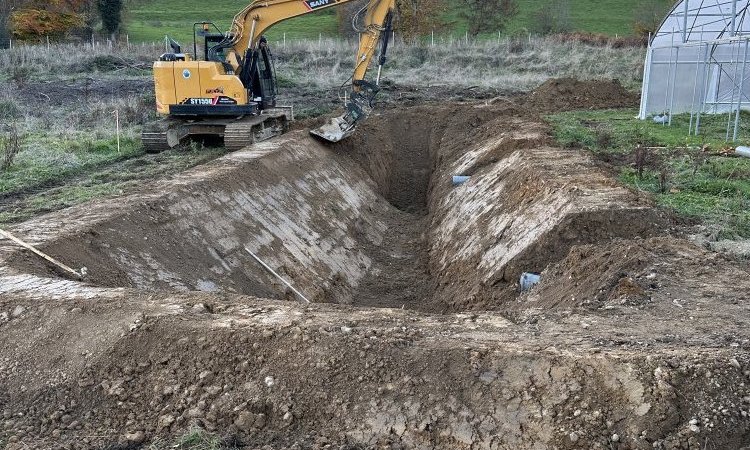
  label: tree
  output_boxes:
[8,0,91,41]
[97,0,122,37]
[336,0,367,38]
[458,0,518,37]
[633,0,674,39]
[531,0,571,35]
[396,0,446,39]
[0,1,13,47]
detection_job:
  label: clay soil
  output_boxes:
[2,80,750,450]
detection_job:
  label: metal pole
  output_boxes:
[727,41,741,141]
[733,38,749,141]
[732,0,738,37]
[696,35,713,134]
[669,46,680,126]
[639,44,654,119]
[664,28,676,125]
[244,248,311,304]
[683,0,689,43]
[689,43,703,134]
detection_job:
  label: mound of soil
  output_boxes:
[525,78,639,112]
[523,236,748,310]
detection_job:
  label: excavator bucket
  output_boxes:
[310,116,357,143]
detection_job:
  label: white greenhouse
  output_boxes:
[639,0,750,138]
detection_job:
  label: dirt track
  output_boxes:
[2,80,750,449]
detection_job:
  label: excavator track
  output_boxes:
[224,112,290,151]
[141,112,290,153]
[141,119,173,154]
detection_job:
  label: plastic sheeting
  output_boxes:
[639,0,750,119]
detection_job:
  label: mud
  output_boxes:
[1,80,750,449]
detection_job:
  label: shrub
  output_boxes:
[1,123,21,171]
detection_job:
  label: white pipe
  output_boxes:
[245,248,311,304]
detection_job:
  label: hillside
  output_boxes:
[125,0,642,44]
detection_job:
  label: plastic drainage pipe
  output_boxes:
[452,175,471,186]
[736,147,750,158]
[520,272,541,292]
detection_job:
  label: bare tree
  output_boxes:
[458,0,518,37]
[633,0,675,38]
[336,0,367,38]
[532,0,571,35]
[396,0,446,39]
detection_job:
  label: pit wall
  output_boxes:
[3,136,395,304]
[2,104,668,312]
[423,108,668,310]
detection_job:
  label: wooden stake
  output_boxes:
[0,228,84,280]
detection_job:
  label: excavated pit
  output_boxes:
[2,103,666,313]
[3,94,750,449]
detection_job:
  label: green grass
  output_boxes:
[0,131,228,224]
[547,109,750,238]
[147,428,232,450]
[126,0,339,45]
[125,0,642,44]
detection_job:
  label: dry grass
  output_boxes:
[273,36,645,91]
[0,36,646,91]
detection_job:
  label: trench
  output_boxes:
[3,104,666,312]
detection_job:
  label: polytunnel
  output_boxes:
[639,0,750,137]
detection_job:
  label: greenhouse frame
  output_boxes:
[639,0,750,139]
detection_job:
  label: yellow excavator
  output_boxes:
[142,0,395,152]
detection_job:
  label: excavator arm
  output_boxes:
[225,0,396,142]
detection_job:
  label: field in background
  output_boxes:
[126,0,339,45]
[125,0,641,44]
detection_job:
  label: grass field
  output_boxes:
[126,0,339,45]
[548,109,750,238]
[125,0,643,44]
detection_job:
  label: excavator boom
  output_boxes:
[226,0,396,142]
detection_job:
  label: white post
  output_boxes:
[113,110,120,153]
[283,32,286,49]
[432,30,434,47]
[46,35,50,50]
[8,38,11,50]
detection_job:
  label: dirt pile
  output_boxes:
[525,77,639,112]
[2,87,750,449]
[523,236,750,310]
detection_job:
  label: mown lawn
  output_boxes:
[547,109,750,238]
